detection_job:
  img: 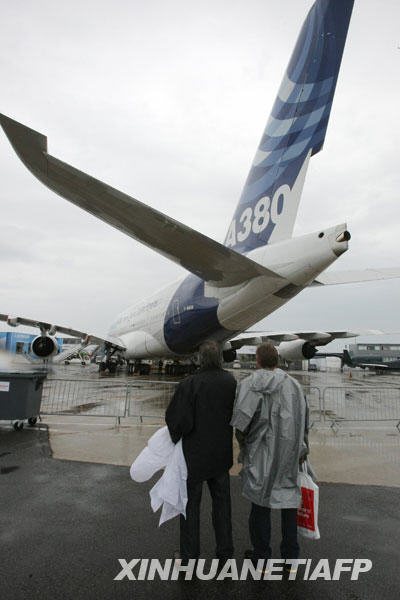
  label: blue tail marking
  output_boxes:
[225,0,354,253]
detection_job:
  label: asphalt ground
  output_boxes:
[1,425,399,600]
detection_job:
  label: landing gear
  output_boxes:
[127,361,134,375]
[134,360,151,376]
[98,359,118,374]
[164,361,196,376]
[98,342,122,374]
[108,361,117,374]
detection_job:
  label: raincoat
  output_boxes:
[231,368,308,509]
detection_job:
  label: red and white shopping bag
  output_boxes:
[297,461,320,540]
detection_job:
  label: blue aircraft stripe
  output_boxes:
[225,0,354,254]
[271,88,333,121]
[290,7,317,83]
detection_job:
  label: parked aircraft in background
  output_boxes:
[316,348,400,372]
[1,0,400,373]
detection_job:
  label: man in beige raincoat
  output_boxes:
[231,343,309,568]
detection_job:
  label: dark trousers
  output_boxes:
[249,503,299,561]
[180,471,234,561]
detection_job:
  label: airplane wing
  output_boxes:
[358,363,388,370]
[311,268,400,286]
[0,114,285,289]
[229,329,383,349]
[314,352,346,359]
[0,314,126,352]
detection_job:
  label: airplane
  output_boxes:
[315,349,400,372]
[1,0,400,374]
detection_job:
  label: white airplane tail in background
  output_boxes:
[224,0,354,254]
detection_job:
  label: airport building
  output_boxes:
[346,343,400,364]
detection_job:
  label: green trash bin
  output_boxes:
[0,371,46,430]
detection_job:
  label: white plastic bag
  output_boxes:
[130,426,188,526]
[297,461,320,540]
[130,426,174,482]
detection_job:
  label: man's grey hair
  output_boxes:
[198,340,222,369]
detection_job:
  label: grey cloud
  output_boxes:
[1,0,399,344]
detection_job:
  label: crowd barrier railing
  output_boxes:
[40,379,400,431]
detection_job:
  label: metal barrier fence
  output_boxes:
[322,387,400,429]
[40,380,400,430]
[41,378,178,423]
[305,387,322,426]
[126,381,179,421]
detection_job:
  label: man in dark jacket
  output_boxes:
[165,340,237,563]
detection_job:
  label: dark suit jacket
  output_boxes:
[165,368,237,482]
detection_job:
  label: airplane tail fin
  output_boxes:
[225,0,354,253]
[343,349,354,367]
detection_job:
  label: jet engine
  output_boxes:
[278,339,316,361]
[31,335,59,359]
[122,331,164,358]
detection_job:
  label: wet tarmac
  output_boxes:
[1,364,400,598]
[1,424,399,600]
[47,361,400,390]
[42,415,400,487]
[2,363,398,487]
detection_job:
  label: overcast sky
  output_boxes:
[1,0,399,351]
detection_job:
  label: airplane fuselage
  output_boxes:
[0,0,360,367]
[109,224,349,359]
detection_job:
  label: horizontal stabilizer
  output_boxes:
[230,329,384,349]
[311,268,400,286]
[0,114,284,288]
